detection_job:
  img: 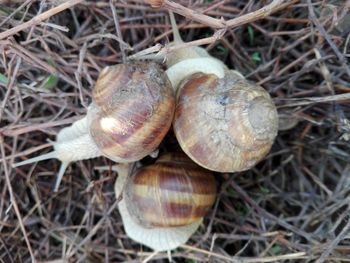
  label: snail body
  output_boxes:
[114,153,217,251]
[14,62,175,191]
[163,13,278,172]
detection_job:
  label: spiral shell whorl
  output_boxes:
[124,153,217,228]
[88,62,175,162]
[173,71,278,172]
[114,153,217,251]
[116,186,202,251]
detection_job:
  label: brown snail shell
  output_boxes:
[124,152,217,228]
[88,62,175,162]
[114,152,217,251]
[173,71,279,173]
[12,61,175,192]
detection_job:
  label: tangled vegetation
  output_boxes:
[0,1,350,262]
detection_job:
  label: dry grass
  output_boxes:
[1,0,350,262]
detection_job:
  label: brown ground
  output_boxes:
[1,1,350,262]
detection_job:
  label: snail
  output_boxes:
[152,12,279,172]
[13,61,175,191]
[113,152,217,252]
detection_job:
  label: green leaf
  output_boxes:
[259,185,270,194]
[251,52,261,64]
[216,45,229,57]
[248,26,255,46]
[0,73,8,85]
[270,245,282,255]
[0,6,11,15]
[41,75,59,90]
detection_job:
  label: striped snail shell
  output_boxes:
[173,71,278,172]
[114,153,217,251]
[13,61,175,191]
[88,62,175,162]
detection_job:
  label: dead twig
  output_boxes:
[0,0,84,40]
[0,136,36,262]
[307,0,350,78]
[147,0,295,30]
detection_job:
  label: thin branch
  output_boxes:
[0,137,36,263]
[137,0,296,59]
[307,0,350,78]
[110,0,127,62]
[0,0,84,40]
[147,0,296,30]
[128,29,226,60]
[276,92,350,108]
